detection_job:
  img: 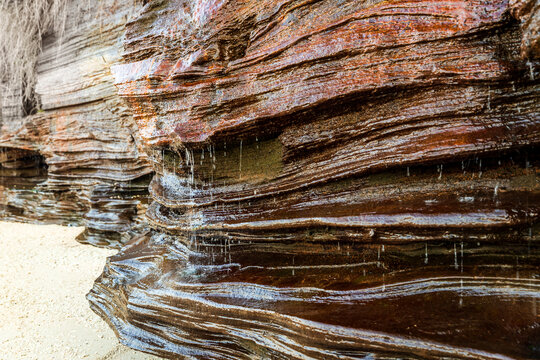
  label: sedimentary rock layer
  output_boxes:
[511,0,540,58]
[89,230,540,359]
[0,0,152,247]
[114,0,539,146]
[110,0,540,239]
[90,0,540,358]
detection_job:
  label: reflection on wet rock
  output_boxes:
[0,148,151,248]
[89,232,540,359]
[89,0,540,357]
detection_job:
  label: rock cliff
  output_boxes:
[0,0,538,358]
[89,0,540,359]
[0,0,152,247]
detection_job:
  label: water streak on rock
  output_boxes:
[90,0,540,357]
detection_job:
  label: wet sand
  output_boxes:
[0,221,160,360]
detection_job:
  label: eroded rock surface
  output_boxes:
[90,231,540,359]
[89,0,540,358]
[0,0,152,247]
[511,0,540,58]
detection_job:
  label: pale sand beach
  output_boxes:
[0,221,159,360]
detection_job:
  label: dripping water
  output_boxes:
[478,159,482,178]
[238,139,242,179]
[527,61,534,81]
[454,243,458,270]
[460,241,464,273]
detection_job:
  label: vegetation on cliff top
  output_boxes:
[0,0,75,102]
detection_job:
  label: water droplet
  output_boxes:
[454,243,458,270]
[460,241,464,273]
[238,140,242,179]
[527,60,534,80]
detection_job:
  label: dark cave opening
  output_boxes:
[0,147,47,182]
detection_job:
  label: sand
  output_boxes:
[0,221,160,360]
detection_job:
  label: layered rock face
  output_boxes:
[110,0,540,239]
[87,0,540,358]
[0,0,152,247]
[512,0,540,58]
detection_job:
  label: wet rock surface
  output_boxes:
[511,0,540,58]
[91,152,540,359]
[89,0,540,358]
[0,0,538,358]
[89,232,540,359]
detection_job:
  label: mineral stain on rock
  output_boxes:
[1,0,540,359]
[89,0,540,358]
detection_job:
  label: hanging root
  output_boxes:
[0,0,75,102]
[0,0,141,111]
